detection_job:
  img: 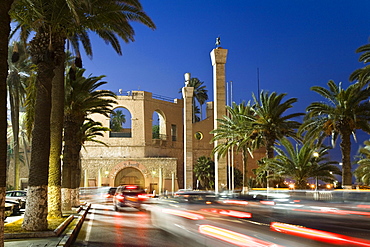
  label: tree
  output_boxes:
[7,41,30,190]
[349,42,370,86]
[63,68,116,209]
[250,91,304,159]
[211,102,262,193]
[0,0,14,245]
[194,156,215,190]
[265,138,340,189]
[110,110,126,132]
[354,140,370,186]
[11,0,155,230]
[299,80,370,188]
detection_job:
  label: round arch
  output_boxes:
[110,107,132,138]
[152,110,166,140]
[114,167,144,187]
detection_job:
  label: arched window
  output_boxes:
[109,107,132,138]
[152,110,166,140]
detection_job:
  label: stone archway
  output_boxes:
[114,167,144,187]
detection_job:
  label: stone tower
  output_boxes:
[210,47,228,193]
[182,73,194,189]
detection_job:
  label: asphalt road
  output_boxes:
[72,203,201,247]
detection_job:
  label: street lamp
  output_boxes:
[184,72,191,86]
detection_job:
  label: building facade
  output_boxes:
[80,90,216,194]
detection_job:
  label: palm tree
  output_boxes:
[211,102,262,193]
[194,156,215,190]
[266,138,340,189]
[349,42,370,86]
[354,140,370,186]
[0,0,14,244]
[63,68,116,209]
[7,41,30,190]
[299,80,370,188]
[110,110,126,132]
[11,0,155,230]
[250,91,304,159]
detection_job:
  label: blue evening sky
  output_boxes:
[81,1,370,166]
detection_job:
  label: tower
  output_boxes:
[182,73,194,189]
[210,47,228,193]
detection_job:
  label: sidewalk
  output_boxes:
[4,204,90,247]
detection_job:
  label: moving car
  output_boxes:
[103,187,117,203]
[6,190,27,209]
[113,185,149,211]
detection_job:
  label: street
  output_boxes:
[72,203,201,247]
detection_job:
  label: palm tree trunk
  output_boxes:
[48,57,65,218]
[0,1,13,245]
[242,147,249,194]
[340,131,352,188]
[22,30,58,231]
[62,117,82,210]
[9,82,20,189]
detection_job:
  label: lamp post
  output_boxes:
[313,151,319,191]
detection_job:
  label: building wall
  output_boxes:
[78,89,268,194]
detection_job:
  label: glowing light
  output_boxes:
[125,185,138,189]
[201,208,252,218]
[289,183,295,189]
[161,208,204,220]
[221,199,249,205]
[270,222,370,246]
[260,200,275,206]
[138,194,149,200]
[115,194,125,201]
[292,207,370,216]
[199,225,282,247]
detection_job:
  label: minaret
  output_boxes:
[182,73,194,189]
[210,46,228,193]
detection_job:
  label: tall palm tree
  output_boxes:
[299,80,370,188]
[0,0,14,244]
[251,91,304,159]
[266,138,340,189]
[7,41,30,190]
[10,0,155,230]
[110,110,126,132]
[63,68,116,209]
[211,102,262,193]
[354,140,370,186]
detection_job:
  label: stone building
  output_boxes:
[80,47,265,194]
[80,90,215,193]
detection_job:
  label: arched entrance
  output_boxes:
[114,167,144,187]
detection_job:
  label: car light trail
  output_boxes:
[221,199,249,205]
[199,224,282,247]
[201,208,252,218]
[292,207,370,216]
[260,200,275,206]
[161,208,204,220]
[270,222,370,246]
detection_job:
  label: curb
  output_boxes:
[57,203,91,246]
[4,204,88,241]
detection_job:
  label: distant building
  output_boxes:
[80,91,215,193]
